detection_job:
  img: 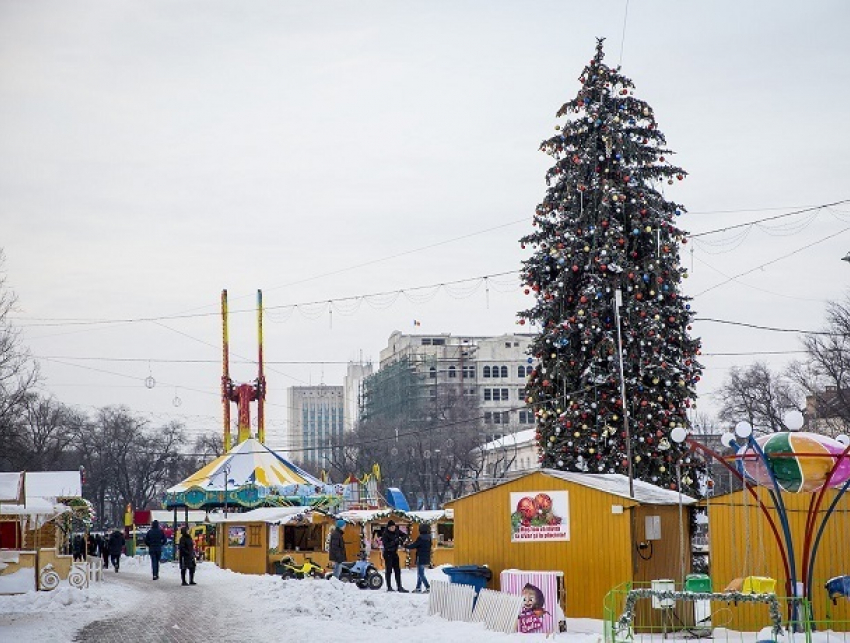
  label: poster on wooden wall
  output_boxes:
[509,491,569,542]
[228,525,246,547]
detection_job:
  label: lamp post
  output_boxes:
[613,288,634,499]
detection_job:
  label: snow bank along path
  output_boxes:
[1,555,606,642]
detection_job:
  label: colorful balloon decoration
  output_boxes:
[739,432,850,493]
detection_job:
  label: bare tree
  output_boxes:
[787,297,850,435]
[5,394,74,471]
[715,362,800,433]
[0,251,39,469]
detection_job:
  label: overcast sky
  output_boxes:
[2,1,849,449]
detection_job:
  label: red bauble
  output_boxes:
[534,493,553,513]
[517,496,536,519]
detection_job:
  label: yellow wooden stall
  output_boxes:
[707,487,850,631]
[445,469,695,621]
[213,506,332,576]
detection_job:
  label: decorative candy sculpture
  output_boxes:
[739,432,850,493]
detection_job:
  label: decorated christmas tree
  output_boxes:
[518,39,703,492]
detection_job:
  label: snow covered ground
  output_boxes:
[0,555,605,642]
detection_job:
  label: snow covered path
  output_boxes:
[73,567,247,642]
[1,556,606,642]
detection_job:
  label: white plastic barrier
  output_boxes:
[471,587,525,634]
[428,580,476,622]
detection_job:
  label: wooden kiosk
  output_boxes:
[445,469,695,621]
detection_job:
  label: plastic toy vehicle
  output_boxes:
[277,556,325,579]
[330,560,383,590]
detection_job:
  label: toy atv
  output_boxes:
[329,560,383,590]
[276,556,325,580]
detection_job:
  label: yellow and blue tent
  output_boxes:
[164,438,341,510]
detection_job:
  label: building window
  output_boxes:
[432,338,445,346]
[501,388,509,401]
[519,410,534,424]
[505,342,512,348]
[429,366,437,379]
[483,366,491,378]
[519,387,526,399]
[448,366,456,378]
[462,366,475,378]
[464,387,476,396]
[484,412,492,424]
[493,412,502,424]
[500,366,508,378]
[422,338,432,345]
[429,388,437,398]
[484,389,492,401]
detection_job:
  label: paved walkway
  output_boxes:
[74,569,246,643]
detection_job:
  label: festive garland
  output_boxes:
[617,589,783,635]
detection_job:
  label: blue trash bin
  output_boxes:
[443,565,493,598]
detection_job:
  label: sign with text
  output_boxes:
[510,491,569,542]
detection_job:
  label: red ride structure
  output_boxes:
[221,289,266,450]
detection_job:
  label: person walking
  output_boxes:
[87,533,98,559]
[381,520,407,593]
[72,534,85,561]
[404,523,432,593]
[328,519,347,579]
[108,529,125,572]
[144,520,167,580]
[99,533,109,570]
[178,526,196,586]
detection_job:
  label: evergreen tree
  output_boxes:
[518,39,703,492]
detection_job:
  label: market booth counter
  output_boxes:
[335,508,454,569]
[210,506,335,576]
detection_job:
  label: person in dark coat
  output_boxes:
[99,533,109,569]
[328,519,347,579]
[144,520,167,580]
[381,520,407,592]
[87,533,98,558]
[108,529,125,572]
[404,523,432,593]
[72,534,85,561]
[178,526,196,586]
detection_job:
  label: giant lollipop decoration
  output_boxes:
[738,431,850,493]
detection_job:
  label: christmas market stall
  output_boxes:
[334,508,455,569]
[444,469,695,623]
[0,471,93,593]
[208,506,337,575]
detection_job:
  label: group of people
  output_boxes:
[143,520,197,586]
[328,519,432,594]
[70,529,125,572]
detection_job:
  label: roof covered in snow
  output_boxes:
[479,429,537,452]
[540,469,696,505]
[208,506,314,525]
[446,470,695,506]
[0,472,23,503]
[25,471,82,499]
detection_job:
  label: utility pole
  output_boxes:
[614,289,634,499]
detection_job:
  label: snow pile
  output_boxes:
[0,577,134,614]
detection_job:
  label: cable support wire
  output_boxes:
[690,254,826,303]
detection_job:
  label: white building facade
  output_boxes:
[376,331,535,435]
[287,385,345,471]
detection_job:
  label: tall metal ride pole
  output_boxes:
[614,289,634,499]
[222,289,232,452]
[257,289,266,444]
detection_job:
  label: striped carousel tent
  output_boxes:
[164,438,341,510]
